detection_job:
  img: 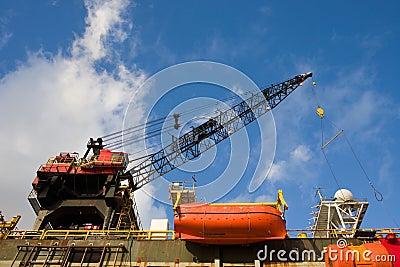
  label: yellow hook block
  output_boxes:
[316,106,324,119]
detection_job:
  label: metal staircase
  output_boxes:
[311,189,369,238]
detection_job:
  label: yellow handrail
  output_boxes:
[4,228,399,240]
[4,229,176,240]
[286,228,400,238]
[276,189,288,213]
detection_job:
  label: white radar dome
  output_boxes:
[334,189,354,202]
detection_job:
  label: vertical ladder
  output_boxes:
[116,194,142,230]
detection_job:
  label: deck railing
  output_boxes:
[4,229,175,240]
[4,228,399,240]
[287,228,400,238]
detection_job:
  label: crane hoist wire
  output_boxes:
[119,92,253,160]
[126,72,313,190]
[107,124,177,150]
[310,81,383,202]
[102,116,167,142]
[102,91,253,152]
[321,116,398,227]
[102,92,251,140]
[105,121,174,147]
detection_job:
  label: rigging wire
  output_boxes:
[311,80,383,202]
[128,152,156,162]
[319,118,344,199]
[115,113,216,160]
[103,117,167,143]
[342,132,383,201]
[314,83,398,226]
[102,91,251,141]
[103,89,259,164]
[311,79,345,199]
[103,91,252,151]
[102,116,168,141]
[105,121,169,147]
[127,142,161,158]
[107,124,176,150]
[114,113,217,154]
[109,110,222,153]
[322,117,383,202]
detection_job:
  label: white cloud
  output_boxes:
[0,32,12,50]
[290,144,311,162]
[259,6,272,15]
[0,9,14,50]
[0,0,153,229]
[72,0,131,61]
[268,160,288,184]
[134,184,167,229]
[266,145,316,188]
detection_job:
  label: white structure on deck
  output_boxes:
[169,181,196,209]
[149,219,169,240]
[311,189,369,238]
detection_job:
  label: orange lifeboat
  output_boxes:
[174,190,288,245]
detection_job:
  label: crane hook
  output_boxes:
[316,106,324,119]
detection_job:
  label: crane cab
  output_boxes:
[29,141,140,231]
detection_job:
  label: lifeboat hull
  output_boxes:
[174,203,286,245]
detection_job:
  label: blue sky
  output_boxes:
[0,0,399,231]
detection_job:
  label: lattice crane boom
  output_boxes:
[128,72,313,190]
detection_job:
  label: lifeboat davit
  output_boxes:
[174,201,287,245]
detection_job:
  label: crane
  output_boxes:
[29,72,312,231]
[127,72,313,190]
[118,72,312,229]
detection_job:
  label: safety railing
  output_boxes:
[4,229,175,241]
[80,155,125,169]
[93,155,125,165]
[38,156,75,173]
[287,228,400,238]
[5,228,398,241]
